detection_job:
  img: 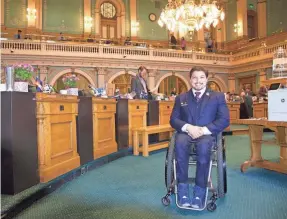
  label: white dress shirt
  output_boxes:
[181,87,212,135]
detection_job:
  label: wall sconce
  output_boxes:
[26,8,36,20]
[84,16,93,28]
[233,23,240,33]
[131,21,139,32]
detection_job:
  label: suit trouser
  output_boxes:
[175,133,214,188]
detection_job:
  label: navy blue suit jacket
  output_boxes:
[170,89,230,135]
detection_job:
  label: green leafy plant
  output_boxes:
[62,74,80,88]
[13,64,34,82]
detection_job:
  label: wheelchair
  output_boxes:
[161,132,227,212]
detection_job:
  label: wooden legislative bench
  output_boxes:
[133,124,174,157]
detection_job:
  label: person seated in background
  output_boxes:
[181,37,186,50]
[258,84,268,97]
[14,30,22,39]
[124,37,131,46]
[171,88,177,96]
[87,34,94,42]
[170,66,230,208]
[58,32,65,41]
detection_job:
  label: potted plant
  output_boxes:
[62,74,80,96]
[13,64,34,92]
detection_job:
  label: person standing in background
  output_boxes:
[181,37,186,50]
[170,34,177,49]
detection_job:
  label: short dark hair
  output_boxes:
[189,66,208,78]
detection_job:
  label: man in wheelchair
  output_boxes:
[170,66,230,209]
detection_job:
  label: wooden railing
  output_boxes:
[1,40,286,65]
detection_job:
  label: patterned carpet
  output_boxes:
[10,133,287,219]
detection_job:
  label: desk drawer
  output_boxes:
[129,103,147,112]
[50,103,74,114]
[93,103,116,113]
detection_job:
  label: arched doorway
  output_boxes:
[100,2,117,39]
[208,81,221,92]
[95,0,125,39]
[158,75,188,96]
[54,73,91,91]
[111,73,133,94]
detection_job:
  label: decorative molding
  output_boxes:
[97,67,107,75]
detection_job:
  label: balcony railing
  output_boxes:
[1,40,287,66]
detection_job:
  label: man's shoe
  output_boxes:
[191,185,206,209]
[177,183,191,207]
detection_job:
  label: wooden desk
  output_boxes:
[116,99,148,149]
[233,119,287,174]
[92,98,117,159]
[227,102,240,122]
[253,102,268,118]
[36,93,80,182]
[159,101,174,141]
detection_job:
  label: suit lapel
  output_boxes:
[200,90,212,116]
[187,90,195,121]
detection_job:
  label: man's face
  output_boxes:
[190,70,208,91]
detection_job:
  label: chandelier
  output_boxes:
[158,0,225,34]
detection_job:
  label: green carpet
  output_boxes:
[11,134,287,218]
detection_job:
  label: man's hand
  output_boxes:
[186,125,204,139]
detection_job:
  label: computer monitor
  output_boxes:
[269,83,281,90]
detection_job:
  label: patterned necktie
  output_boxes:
[195,91,201,102]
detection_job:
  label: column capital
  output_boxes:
[38,65,49,74]
[228,73,235,79]
[97,67,107,75]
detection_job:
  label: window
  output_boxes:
[100,3,116,19]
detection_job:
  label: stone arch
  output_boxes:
[95,0,126,39]
[208,75,228,92]
[155,73,191,91]
[49,68,95,86]
[107,70,136,83]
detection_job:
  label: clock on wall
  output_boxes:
[149,13,156,22]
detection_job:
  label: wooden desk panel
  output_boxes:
[93,98,117,159]
[253,102,268,118]
[36,93,80,183]
[159,101,174,141]
[227,102,240,122]
[116,99,148,149]
[128,100,148,146]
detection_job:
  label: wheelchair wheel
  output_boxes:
[164,132,177,192]
[216,134,227,198]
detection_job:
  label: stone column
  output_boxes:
[38,66,49,83]
[257,0,267,38]
[95,9,100,37]
[121,12,126,39]
[228,73,236,92]
[26,0,37,32]
[35,0,42,31]
[216,3,227,51]
[117,15,121,39]
[236,0,248,38]
[84,0,92,35]
[1,0,4,26]
[97,67,107,88]
[130,0,137,39]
